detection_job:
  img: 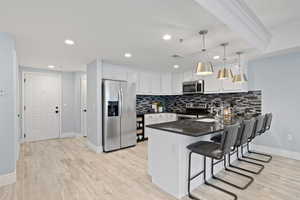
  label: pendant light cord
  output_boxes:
[202,33,206,52]
[223,44,227,68]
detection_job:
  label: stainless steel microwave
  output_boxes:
[182,80,204,94]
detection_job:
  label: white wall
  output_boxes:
[0,33,17,180]
[74,72,86,135]
[86,59,102,152]
[61,72,75,134]
[248,51,300,154]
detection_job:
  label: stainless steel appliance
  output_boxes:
[182,80,204,94]
[102,79,137,152]
[177,103,209,120]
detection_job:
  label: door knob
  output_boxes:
[83,109,87,112]
[55,110,59,114]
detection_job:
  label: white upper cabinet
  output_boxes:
[183,70,193,82]
[151,75,161,95]
[161,73,172,95]
[102,65,127,81]
[172,72,183,95]
[138,72,152,94]
[204,70,222,94]
[127,71,140,93]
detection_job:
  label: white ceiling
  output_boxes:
[1,0,299,71]
[245,0,300,29]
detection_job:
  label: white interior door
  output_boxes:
[81,76,87,136]
[24,72,61,141]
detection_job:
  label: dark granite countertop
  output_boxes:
[146,117,245,137]
[137,112,177,115]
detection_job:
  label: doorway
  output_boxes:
[23,72,61,142]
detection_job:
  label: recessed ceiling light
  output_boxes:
[64,39,75,45]
[163,34,172,41]
[213,55,220,60]
[124,53,132,58]
[173,65,180,69]
[48,65,55,69]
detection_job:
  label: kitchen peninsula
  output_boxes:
[146,118,240,199]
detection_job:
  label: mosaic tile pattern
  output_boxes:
[136,91,262,116]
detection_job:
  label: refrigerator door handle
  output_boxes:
[118,89,122,116]
[120,87,123,115]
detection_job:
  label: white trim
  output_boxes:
[60,132,82,138]
[251,144,300,161]
[0,171,16,187]
[86,140,103,153]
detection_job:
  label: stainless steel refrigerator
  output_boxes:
[102,79,137,152]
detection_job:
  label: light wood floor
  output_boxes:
[1,137,300,200]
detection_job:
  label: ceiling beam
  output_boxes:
[194,0,271,51]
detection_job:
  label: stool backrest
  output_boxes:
[264,113,273,132]
[220,123,240,154]
[240,118,256,146]
[252,115,265,138]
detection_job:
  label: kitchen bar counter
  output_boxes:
[146,117,251,199]
[146,118,224,137]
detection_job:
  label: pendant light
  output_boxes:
[233,52,248,83]
[217,43,233,80]
[195,30,214,75]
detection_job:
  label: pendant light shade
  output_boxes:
[233,74,248,83]
[195,30,214,75]
[196,60,213,75]
[233,52,248,83]
[217,43,232,80]
[217,67,233,79]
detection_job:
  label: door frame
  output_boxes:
[21,71,62,142]
[80,74,87,136]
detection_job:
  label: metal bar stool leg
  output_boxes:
[211,155,254,190]
[207,157,238,200]
[245,142,272,163]
[228,147,264,174]
[188,152,202,200]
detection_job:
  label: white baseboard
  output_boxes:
[60,132,81,138]
[0,171,16,187]
[86,140,103,153]
[252,144,300,161]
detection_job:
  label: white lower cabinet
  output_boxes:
[144,113,177,138]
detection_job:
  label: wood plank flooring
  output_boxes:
[1,137,300,200]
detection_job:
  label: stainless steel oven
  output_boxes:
[182,80,204,94]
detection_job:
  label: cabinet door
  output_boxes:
[204,70,222,93]
[127,72,139,93]
[172,72,183,95]
[183,70,193,82]
[102,66,127,81]
[151,75,161,95]
[139,73,152,94]
[161,74,172,95]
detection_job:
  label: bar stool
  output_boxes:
[228,118,264,174]
[244,114,272,163]
[187,124,240,200]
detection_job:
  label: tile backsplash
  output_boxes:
[136,91,262,116]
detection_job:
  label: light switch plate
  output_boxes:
[0,89,5,96]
